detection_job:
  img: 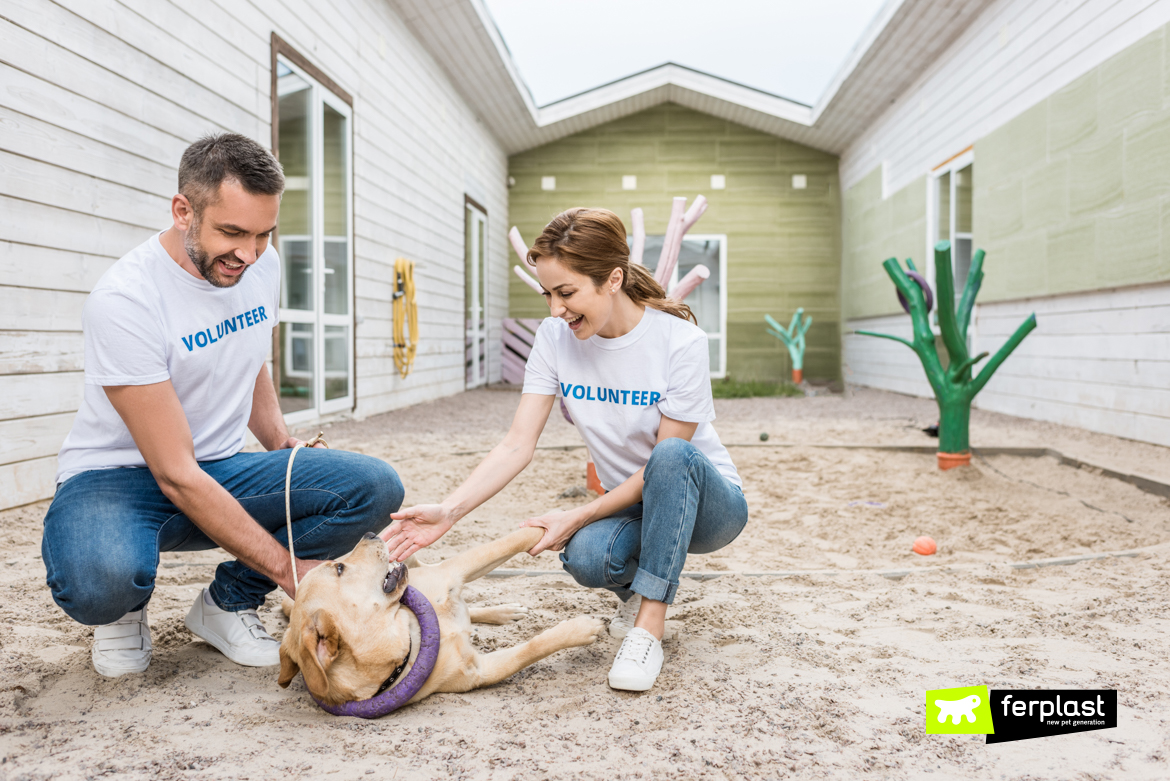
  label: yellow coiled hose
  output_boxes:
[393,257,418,379]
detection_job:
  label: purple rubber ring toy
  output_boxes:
[311,585,440,719]
[897,270,934,314]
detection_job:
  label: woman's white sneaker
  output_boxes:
[92,607,152,677]
[607,627,663,691]
[184,589,280,667]
[608,594,641,639]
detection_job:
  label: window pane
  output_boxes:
[956,164,973,234]
[707,335,721,372]
[281,239,313,310]
[323,239,348,315]
[677,237,721,338]
[323,104,348,315]
[278,70,313,310]
[477,217,486,334]
[324,325,349,401]
[638,236,666,279]
[936,172,951,241]
[954,237,973,298]
[280,322,315,413]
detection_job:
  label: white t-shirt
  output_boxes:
[56,232,281,483]
[522,307,741,491]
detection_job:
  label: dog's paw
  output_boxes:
[562,616,605,646]
[494,604,529,623]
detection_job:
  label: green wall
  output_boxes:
[507,104,842,381]
[976,24,1170,300]
[841,23,1170,323]
[841,168,926,319]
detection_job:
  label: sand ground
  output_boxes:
[1,387,1167,780]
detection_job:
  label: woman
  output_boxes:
[382,208,747,692]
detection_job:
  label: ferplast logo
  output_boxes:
[924,687,1117,743]
[926,686,995,735]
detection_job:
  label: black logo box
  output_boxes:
[987,690,1117,744]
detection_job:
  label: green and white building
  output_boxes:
[2,0,1168,509]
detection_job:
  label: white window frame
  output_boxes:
[277,56,355,425]
[925,148,974,336]
[652,233,728,379]
[465,200,489,389]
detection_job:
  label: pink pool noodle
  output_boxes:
[513,265,543,294]
[681,195,708,233]
[630,208,646,266]
[669,264,710,300]
[654,197,688,287]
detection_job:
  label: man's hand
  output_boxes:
[276,558,325,599]
[278,436,328,450]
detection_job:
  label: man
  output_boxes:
[42,133,403,677]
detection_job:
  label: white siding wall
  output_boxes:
[974,283,1170,446]
[842,315,935,400]
[840,0,1170,193]
[0,0,508,509]
[845,281,1170,447]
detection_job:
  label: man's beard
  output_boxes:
[185,215,247,289]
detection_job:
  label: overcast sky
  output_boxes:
[483,0,890,107]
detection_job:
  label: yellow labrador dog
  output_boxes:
[278,527,603,706]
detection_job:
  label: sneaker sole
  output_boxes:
[607,672,657,691]
[92,653,151,678]
[184,613,280,667]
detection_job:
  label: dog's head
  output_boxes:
[278,533,414,705]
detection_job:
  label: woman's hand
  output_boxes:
[381,504,457,561]
[521,509,588,556]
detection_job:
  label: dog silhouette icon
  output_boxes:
[934,694,980,724]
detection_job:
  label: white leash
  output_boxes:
[285,432,328,593]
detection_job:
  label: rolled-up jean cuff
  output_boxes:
[631,568,678,604]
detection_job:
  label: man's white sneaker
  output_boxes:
[609,594,641,639]
[92,607,152,677]
[607,627,663,691]
[184,589,280,667]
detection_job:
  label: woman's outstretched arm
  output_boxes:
[521,415,698,555]
[381,393,555,561]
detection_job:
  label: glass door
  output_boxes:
[276,57,354,421]
[465,201,488,388]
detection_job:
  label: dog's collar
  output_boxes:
[374,635,412,696]
[311,585,440,719]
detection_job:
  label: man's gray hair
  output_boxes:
[178,133,285,213]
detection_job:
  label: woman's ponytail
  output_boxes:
[528,207,697,325]
[622,262,697,325]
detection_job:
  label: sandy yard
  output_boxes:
[1,387,1168,780]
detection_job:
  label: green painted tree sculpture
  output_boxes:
[765,309,812,383]
[857,241,1037,468]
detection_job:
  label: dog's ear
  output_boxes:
[297,610,340,699]
[277,631,300,689]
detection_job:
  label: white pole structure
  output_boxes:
[512,264,542,294]
[508,226,543,293]
[654,197,688,288]
[630,207,646,266]
[669,264,710,300]
[508,226,529,263]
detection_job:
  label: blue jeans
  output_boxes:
[42,448,403,624]
[559,438,748,605]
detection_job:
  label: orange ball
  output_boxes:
[913,536,937,556]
